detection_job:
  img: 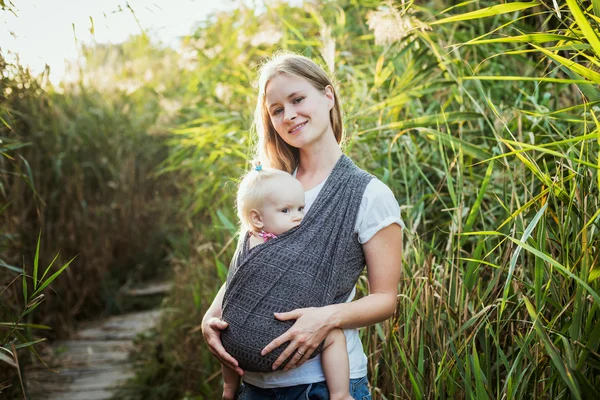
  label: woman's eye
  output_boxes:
[272,108,282,116]
[293,97,304,104]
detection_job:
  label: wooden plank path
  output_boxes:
[24,282,170,400]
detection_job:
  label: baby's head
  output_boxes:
[237,166,305,235]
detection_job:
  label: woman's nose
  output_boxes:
[283,106,296,122]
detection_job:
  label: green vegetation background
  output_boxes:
[2,0,600,399]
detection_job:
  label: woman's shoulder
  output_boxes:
[359,177,400,220]
[355,177,405,243]
[364,177,395,198]
[344,158,402,223]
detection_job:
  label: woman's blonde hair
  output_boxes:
[237,166,295,232]
[253,52,344,173]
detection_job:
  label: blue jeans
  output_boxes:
[237,376,371,400]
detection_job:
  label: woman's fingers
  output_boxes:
[266,306,333,370]
[272,341,303,370]
[283,346,314,371]
[203,318,244,376]
[261,330,291,356]
[273,309,303,321]
[263,308,308,356]
[209,339,243,374]
[295,347,314,367]
[203,317,228,335]
[282,348,304,371]
[210,318,229,330]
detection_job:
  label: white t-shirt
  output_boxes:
[242,175,404,388]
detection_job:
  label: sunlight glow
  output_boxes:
[0,0,240,83]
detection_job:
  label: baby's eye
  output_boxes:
[299,206,304,212]
[281,208,289,213]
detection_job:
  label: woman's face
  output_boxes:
[265,73,334,150]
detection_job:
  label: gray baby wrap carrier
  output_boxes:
[221,155,373,372]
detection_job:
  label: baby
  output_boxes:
[221,164,352,400]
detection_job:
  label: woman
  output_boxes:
[202,52,404,399]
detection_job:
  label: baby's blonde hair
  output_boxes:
[237,166,295,232]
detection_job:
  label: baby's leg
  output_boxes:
[322,328,353,400]
[221,364,240,400]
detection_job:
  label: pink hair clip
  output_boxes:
[258,230,277,241]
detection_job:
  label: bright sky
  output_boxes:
[0,0,242,83]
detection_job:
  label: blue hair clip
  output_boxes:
[254,163,263,172]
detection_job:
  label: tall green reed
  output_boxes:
[1,56,76,398]
[0,233,75,398]
[121,0,600,398]
[357,1,600,398]
[1,35,179,337]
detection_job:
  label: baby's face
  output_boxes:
[260,175,305,235]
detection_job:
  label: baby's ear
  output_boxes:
[249,209,264,230]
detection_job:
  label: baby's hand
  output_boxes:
[222,389,237,400]
[222,382,240,400]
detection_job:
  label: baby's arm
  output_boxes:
[221,364,241,400]
[321,328,352,400]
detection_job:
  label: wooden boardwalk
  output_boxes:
[24,283,169,400]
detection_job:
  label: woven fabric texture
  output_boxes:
[221,155,373,372]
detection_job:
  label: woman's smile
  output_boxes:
[288,121,307,134]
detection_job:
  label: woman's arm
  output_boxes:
[201,282,245,375]
[263,223,403,370]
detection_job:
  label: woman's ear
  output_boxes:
[324,85,335,110]
[249,209,264,230]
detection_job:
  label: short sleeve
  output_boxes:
[355,179,405,244]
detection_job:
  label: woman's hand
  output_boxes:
[202,317,245,376]
[261,306,336,371]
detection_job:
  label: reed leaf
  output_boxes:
[508,238,600,305]
[532,44,600,83]
[21,265,26,307]
[523,297,582,400]
[33,230,40,290]
[0,141,32,153]
[472,344,490,400]
[463,161,494,238]
[30,256,77,298]
[0,260,21,274]
[566,0,600,56]
[463,76,595,84]
[10,338,46,350]
[0,352,16,368]
[466,33,577,45]
[0,322,50,330]
[432,2,541,25]
[500,202,548,316]
[357,112,483,135]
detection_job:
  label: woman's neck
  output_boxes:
[296,133,342,187]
